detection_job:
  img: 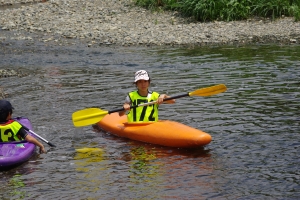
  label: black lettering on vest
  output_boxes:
[132,99,157,122]
[148,104,155,121]
[137,99,147,121]
[132,100,137,121]
[0,128,14,142]
[5,129,14,141]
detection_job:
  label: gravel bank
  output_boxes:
[0,0,299,47]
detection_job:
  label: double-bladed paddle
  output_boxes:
[72,84,227,127]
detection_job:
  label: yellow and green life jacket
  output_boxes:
[0,120,23,142]
[127,91,160,122]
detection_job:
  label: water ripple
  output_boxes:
[0,44,299,199]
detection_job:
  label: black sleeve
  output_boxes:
[16,127,28,140]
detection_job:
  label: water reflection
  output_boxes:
[74,147,104,172]
[72,130,214,199]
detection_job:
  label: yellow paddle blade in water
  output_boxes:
[75,147,103,153]
[74,147,104,172]
[72,108,108,127]
[189,84,227,97]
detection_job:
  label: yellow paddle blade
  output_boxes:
[72,108,109,127]
[75,147,104,153]
[189,84,227,97]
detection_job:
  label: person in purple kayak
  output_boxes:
[0,100,46,153]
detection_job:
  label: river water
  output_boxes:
[0,38,299,199]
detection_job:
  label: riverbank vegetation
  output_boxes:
[133,0,300,21]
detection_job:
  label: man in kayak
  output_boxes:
[119,70,175,122]
[0,100,46,153]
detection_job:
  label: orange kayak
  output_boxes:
[96,113,212,148]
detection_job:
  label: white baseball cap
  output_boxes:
[134,70,150,82]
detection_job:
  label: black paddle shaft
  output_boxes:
[108,93,189,114]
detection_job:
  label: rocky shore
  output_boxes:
[0,0,299,47]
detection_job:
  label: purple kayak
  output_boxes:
[0,117,36,169]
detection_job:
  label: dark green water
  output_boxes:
[0,40,299,199]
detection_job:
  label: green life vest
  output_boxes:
[0,120,23,142]
[127,91,160,122]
